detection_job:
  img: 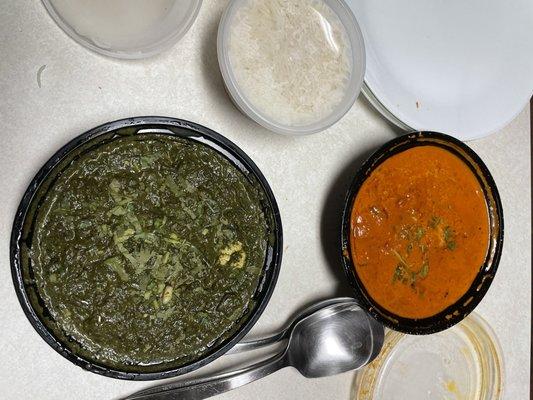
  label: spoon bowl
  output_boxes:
[287,303,383,378]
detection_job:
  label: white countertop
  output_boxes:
[0,1,530,399]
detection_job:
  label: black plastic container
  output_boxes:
[341,131,504,335]
[10,117,283,380]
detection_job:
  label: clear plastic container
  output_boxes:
[42,0,202,59]
[217,0,366,135]
[353,312,504,400]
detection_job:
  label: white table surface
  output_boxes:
[0,1,530,399]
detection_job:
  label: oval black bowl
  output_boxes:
[10,117,283,380]
[341,131,503,335]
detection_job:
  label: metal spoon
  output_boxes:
[126,300,384,400]
[227,297,353,354]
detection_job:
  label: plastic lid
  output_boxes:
[42,0,203,59]
[353,312,504,400]
[344,0,533,140]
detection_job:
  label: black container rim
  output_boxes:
[340,131,504,335]
[10,116,283,380]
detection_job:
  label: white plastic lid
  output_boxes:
[42,0,202,59]
[344,0,533,140]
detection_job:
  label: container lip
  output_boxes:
[361,83,413,132]
[10,116,283,380]
[340,131,504,335]
[41,0,203,60]
[217,0,366,135]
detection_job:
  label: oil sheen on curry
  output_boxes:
[30,134,269,369]
[350,146,489,319]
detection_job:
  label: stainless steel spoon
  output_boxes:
[125,300,384,400]
[227,297,353,354]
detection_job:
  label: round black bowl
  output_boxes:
[10,117,283,380]
[341,131,504,335]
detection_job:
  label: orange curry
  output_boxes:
[350,146,489,319]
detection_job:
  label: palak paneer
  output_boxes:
[30,134,269,369]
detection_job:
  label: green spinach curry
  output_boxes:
[30,134,269,369]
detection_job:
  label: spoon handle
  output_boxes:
[226,328,289,354]
[125,351,288,400]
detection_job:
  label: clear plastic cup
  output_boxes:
[42,0,202,59]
